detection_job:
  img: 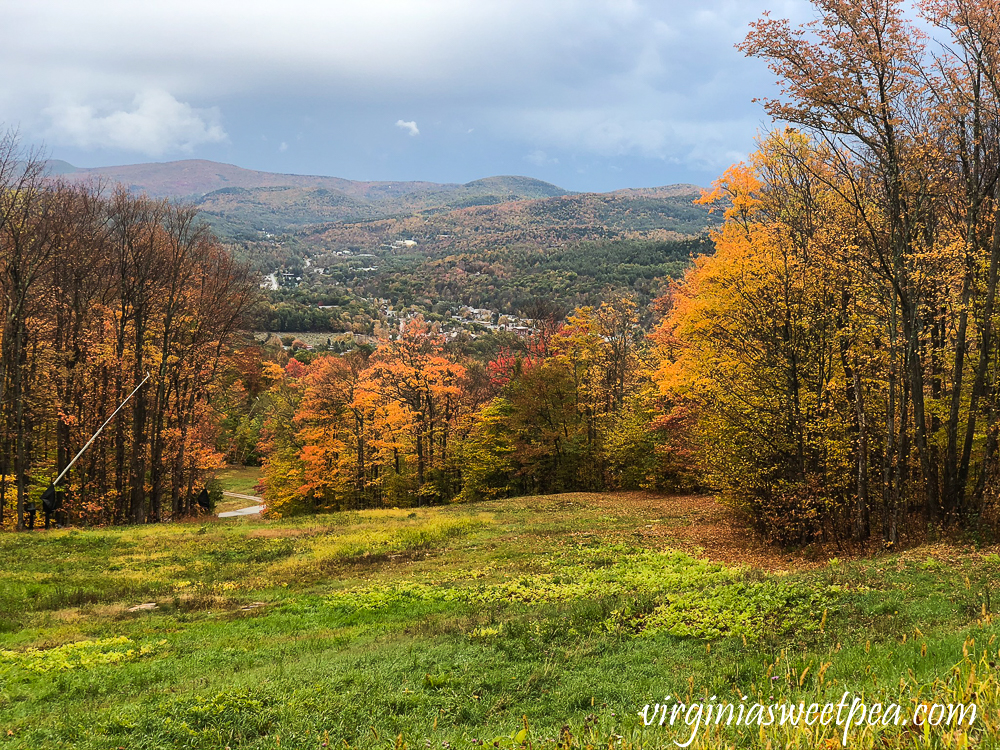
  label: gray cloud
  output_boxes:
[3,0,814,185]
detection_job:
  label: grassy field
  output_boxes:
[215,466,263,496]
[0,492,997,749]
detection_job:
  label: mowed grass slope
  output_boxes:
[0,493,997,749]
[216,466,263,498]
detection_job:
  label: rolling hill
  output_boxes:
[48,158,451,199]
[46,159,713,243]
[297,186,715,255]
[47,158,719,322]
[48,159,574,236]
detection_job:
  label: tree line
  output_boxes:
[0,134,257,530]
[257,297,678,516]
[655,0,1000,544]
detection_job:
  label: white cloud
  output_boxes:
[525,149,557,166]
[395,119,420,137]
[44,89,227,156]
[278,141,288,152]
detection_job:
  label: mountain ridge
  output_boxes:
[46,158,702,203]
[45,158,571,201]
[45,159,713,242]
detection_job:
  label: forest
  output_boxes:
[254,236,711,334]
[0,135,710,534]
[662,0,1000,544]
[255,295,670,517]
[237,183,718,335]
[253,0,1000,549]
[6,0,1000,553]
[0,136,257,530]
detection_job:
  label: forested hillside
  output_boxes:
[195,175,574,238]
[239,185,718,334]
[52,158,719,337]
[52,158,709,242]
[257,237,711,333]
[295,185,712,250]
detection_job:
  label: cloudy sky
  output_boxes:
[4,0,814,191]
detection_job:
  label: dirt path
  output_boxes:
[222,491,262,503]
[218,491,265,518]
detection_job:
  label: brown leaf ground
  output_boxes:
[504,492,857,571]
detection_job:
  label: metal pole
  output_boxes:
[53,372,151,486]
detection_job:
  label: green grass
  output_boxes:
[0,494,997,749]
[213,466,264,514]
[216,466,263,496]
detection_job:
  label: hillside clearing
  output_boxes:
[0,493,997,749]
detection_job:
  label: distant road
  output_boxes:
[222,491,262,502]
[218,491,265,518]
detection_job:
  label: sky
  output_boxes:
[3,0,815,192]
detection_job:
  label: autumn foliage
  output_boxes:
[653,0,1000,543]
[0,134,258,529]
[252,0,1000,548]
[258,296,690,517]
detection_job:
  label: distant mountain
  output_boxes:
[194,177,576,237]
[606,184,707,199]
[45,159,568,202]
[46,159,581,238]
[44,158,713,242]
[47,158,442,199]
[43,159,82,176]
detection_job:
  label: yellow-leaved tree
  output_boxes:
[654,133,871,543]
